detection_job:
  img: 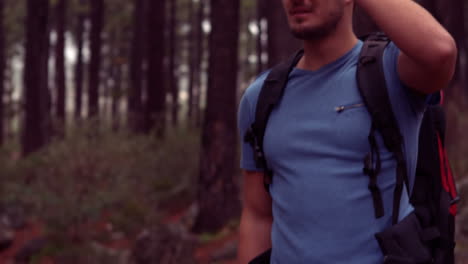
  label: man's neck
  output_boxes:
[297,29,358,71]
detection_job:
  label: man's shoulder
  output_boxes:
[382,42,428,115]
[241,70,271,107]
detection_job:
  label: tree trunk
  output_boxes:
[111,35,125,132]
[353,5,380,37]
[192,0,241,233]
[4,60,11,141]
[458,1,468,97]
[447,0,466,95]
[145,0,166,136]
[187,0,195,122]
[128,0,145,133]
[88,0,104,119]
[417,0,439,20]
[5,58,16,141]
[245,5,259,82]
[55,0,67,129]
[23,0,50,155]
[168,0,178,126]
[266,0,301,67]
[112,61,122,131]
[74,0,86,120]
[0,0,4,147]
[193,0,205,127]
[256,0,265,74]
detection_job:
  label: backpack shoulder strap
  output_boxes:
[412,104,458,263]
[245,50,303,175]
[411,106,442,221]
[428,105,460,209]
[357,33,409,224]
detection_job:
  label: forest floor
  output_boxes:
[2,216,466,264]
[0,203,467,263]
[0,205,239,264]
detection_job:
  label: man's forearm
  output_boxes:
[356,0,456,69]
[238,210,272,264]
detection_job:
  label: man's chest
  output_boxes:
[262,71,375,167]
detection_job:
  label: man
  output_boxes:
[237,0,457,263]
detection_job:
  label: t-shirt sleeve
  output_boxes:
[238,90,264,172]
[383,42,427,115]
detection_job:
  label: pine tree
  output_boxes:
[193,0,241,233]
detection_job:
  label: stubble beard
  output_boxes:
[290,9,344,41]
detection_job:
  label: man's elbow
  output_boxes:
[424,36,457,93]
[433,35,457,79]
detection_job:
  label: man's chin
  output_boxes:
[290,27,331,41]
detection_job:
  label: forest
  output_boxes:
[0,0,466,263]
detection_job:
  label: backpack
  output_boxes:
[244,33,460,264]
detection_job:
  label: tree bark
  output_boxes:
[4,60,11,142]
[256,0,265,74]
[168,0,178,126]
[417,0,439,20]
[447,0,466,94]
[187,0,195,122]
[55,0,67,128]
[23,0,50,155]
[352,5,380,37]
[266,0,301,67]
[74,0,86,120]
[464,0,468,96]
[0,0,4,146]
[88,0,104,119]
[192,0,241,233]
[128,0,145,132]
[193,0,205,127]
[112,61,122,131]
[111,34,125,132]
[145,0,166,136]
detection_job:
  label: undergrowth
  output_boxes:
[0,123,201,260]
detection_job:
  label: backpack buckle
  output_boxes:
[244,126,268,169]
[450,196,460,205]
[367,32,389,42]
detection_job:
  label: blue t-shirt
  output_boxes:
[238,41,427,263]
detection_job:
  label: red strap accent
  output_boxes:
[437,132,458,216]
[437,134,449,192]
[443,144,458,216]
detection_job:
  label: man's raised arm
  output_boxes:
[237,170,273,264]
[356,0,457,94]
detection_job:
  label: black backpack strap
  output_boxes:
[411,106,442,223]
[412,105,458,263]
[429,104,460,207]
[244,50,304,186]
[357,33,409,224]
